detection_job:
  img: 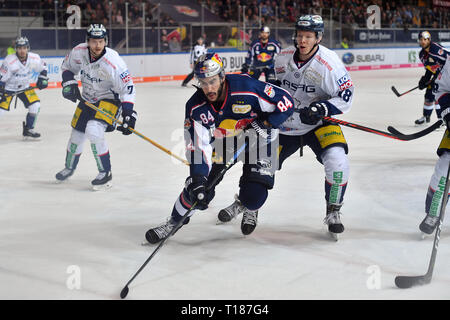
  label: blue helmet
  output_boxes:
[295,15,324,35]
[194,53,224,79]
[86,24,108,45]
[15,36,30,50]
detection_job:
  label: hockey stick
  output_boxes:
[82,100,189,166]
[391,85,419,97]
[395,161,450,289]
[387,120,442,140]
[322,116,440,141]
[120,142,248,299]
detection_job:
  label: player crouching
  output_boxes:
[0,36,48,139]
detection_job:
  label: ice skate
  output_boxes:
[22,121,40,140]
[324,203,344,241]
[55,168,74,183]
[217,194,247,224]
[241,210,258,235]
[414,116,430,126]
[145,217,182,244]
[419,213,439,236]
[91,171,112,191]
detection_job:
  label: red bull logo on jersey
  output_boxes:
[213,118,253,138]
[257,52,272,62]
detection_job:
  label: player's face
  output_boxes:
[296,31,320,58]
[419,37,431,49]
[198,75,222,102]
[260,31,269,41]
[88,38,106,56]
[16,46,28,60]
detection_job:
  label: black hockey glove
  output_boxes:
[299,101,328,125]
[0,81,5,103]
[37,74,49,90]
[418,76,430,90]
[117,109,137,135]
[185,175,212,210]
[62,80,81,103]
[241,63,249,74]
[442,107,450,130]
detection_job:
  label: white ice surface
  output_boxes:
[1,68,449,300]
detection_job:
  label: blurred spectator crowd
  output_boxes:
[1,0,449,29]
[199,0,450,29]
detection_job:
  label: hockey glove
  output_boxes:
[37,74,49,90]
[0,81,5,103]
[185,175,212,210]
[62,80,81,103]
[418,76,430,90]
[117,109,137,135]
[241,63,249,74]
[299,101,328,125]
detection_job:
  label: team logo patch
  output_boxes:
[264,84,275,98]
[120,70,131,83]
[257,52,271,62]
[184,118,191,129]
[439,49,444,55]
[267,45,275,51]
[232,104,252,114]
[336,74,353,90]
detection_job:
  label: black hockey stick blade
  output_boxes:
[120,286,129,299]
[395,275,431,289]
[387,120,442,141]
[391,86,401,97]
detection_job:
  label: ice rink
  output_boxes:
[0,67,449,300]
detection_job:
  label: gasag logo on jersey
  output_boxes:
[120,70,131,83]
[337,75,353,90]
[282,80,315,92]
[267,45,275,51]
[232,104,252,114]
[264,84,275,98]
[80,70,103,83]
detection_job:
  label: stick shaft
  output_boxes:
[83,100,189,165]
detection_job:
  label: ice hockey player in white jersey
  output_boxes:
[219,15,354,239]
[276,15,353,238]
[0,36,48,139]
[181,37,207,87]
[55,24,137,190]
[412,32,450,235]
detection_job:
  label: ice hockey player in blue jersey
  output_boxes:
[145,52,294,243]
[241,26,281,85]
[413,32,450,235]
[415,31,443,125]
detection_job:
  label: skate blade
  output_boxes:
[23,136,41,141]
[215,219,229,225]
[141,240,151,246]
[92,181,113,191]
[55,179,68,184]
[328,232,339,241]
[420,232,429,240]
